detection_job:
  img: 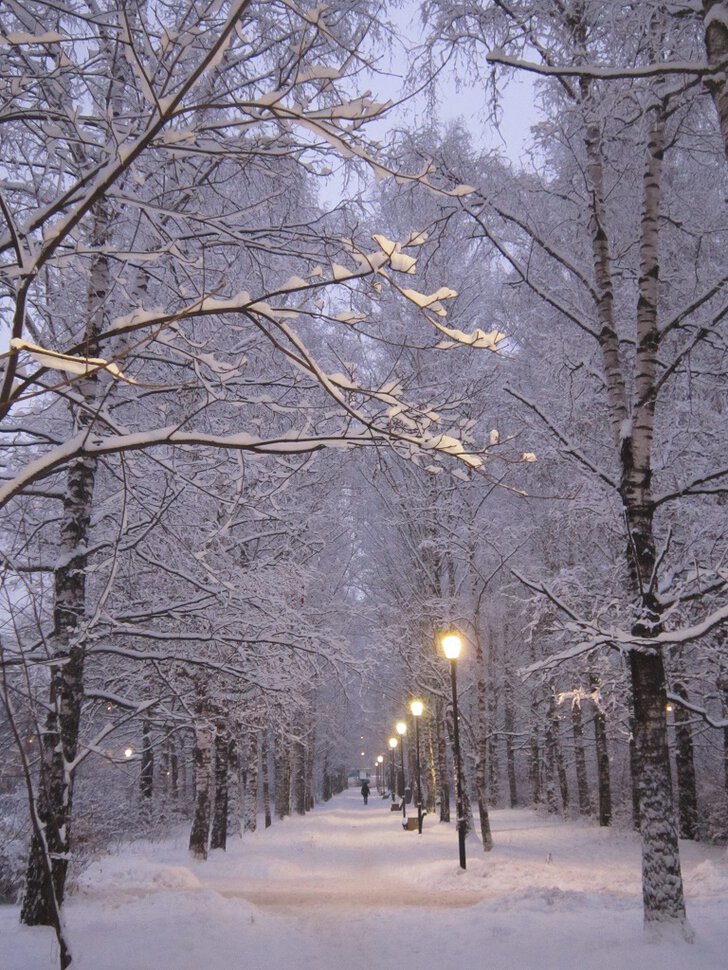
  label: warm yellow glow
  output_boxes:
[666,704,673,712]
[396,720,407,736]
[377,755,384,764]
[389,737,398,749]
[410,698,424,717]
[441,632,463,660]
[124,747,134,759]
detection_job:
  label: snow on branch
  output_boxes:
[0,415,489,509]
[665,691,728,730]
[654,465,728,507]
[433,322,506,350]
[1,223,492,500]
[515,567,728,678]
[0,32,68,45]
[487,51,724,80]
[9,338,137,383]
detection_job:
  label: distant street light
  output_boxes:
[377,754,384,793]
[441,632,466,869]
[389,737,398,801]
[396,720,407,820]
[410,699,424,834]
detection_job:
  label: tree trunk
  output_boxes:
[20,235,105,924]
[18,19,130,918]
[425,723,437,812]
[227,734,242,838]
[487,690,500,805]
[591,676,612,827]
[435,700,450,822]
[719,668,728,837]
[628,713,641,831]
[672,685,698,840]
[630,651,687,927]
[140,721,154,801]
[622,102,687,930]
[702,0,728,158]
[261,730,272,826]
[543,690,559,815]
[571,697,592,816]
[10,698,73,966]
[189,715,213,860]
[545,687,569,813]
[244,733,259,832]
[445,701,473,836]
[168,738,179,800]
[274,734,291,820]
[210,724,229,851]
[474,632,493,849]
[553,696,570,814]
[504,676,518,807]
[529,686,542,807]
[292,737,306,816]
[304,730,315,812]
[322,752,332,802]
[487,630,500,804]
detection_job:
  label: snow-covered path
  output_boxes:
[3,790,728,970]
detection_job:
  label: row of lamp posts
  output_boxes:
[382,630,466,869]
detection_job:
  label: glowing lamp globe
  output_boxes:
[395,720,407,736]
[441,632,463,660]
[410,699,424,717]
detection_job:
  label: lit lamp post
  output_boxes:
[389,737,398,801]
[442,631,466,869]
[396,720,407,819]
[377,754,384,793]
[410,698,424,834]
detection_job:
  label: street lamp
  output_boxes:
[388,737,398,801]
[441,631,466,869]
[377,754,384,793]
[396,720,407,819]
[410,698,424,834]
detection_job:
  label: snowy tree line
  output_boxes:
[0,1,727,965]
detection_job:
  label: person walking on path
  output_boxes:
[360,780,370,805]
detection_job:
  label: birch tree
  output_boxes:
[0,2,495,952]
[421,0,728,934]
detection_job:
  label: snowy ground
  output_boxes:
[3,790,727,970]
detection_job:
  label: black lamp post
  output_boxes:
[410,699,424,834]
[442,632,466,869]
[377,754,384,794]
[396,720,407,819]
[388,737,397,801]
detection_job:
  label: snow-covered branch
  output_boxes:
[487,51,722,80]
